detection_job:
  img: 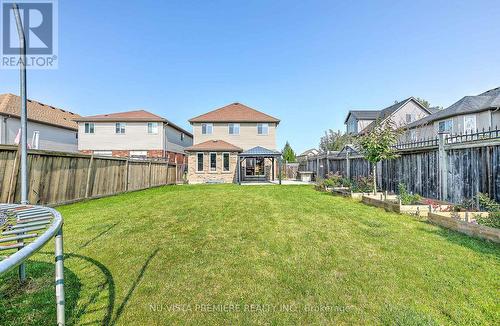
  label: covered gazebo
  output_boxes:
[237,146,282,184]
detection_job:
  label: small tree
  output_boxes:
[319,129,353,152]
[282,141,297,163]
[357,120,401,194]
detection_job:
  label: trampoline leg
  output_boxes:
[55,227,65,326]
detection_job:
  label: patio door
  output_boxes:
[245,157,265,176]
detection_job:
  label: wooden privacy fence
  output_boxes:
[301,131,500,204]
[0,145,179,205]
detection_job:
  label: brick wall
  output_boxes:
[187,152,238,184]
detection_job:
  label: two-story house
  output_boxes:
[0,93,80,152]
[403,87,500,140]
[185,102,281,184]
[344,97,432,135]
[75,110,193,163]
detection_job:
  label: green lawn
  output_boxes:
[1,185,499,325]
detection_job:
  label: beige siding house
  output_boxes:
[76,110,193,163]
[185,103,281,184]
[404,87,500,141]
[344,97,431,135]
[0,93,80,152]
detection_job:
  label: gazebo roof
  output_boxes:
[239,146,282,157]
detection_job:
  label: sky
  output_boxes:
[1,0,500,153]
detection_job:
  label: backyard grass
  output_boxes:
[1,184,499,325]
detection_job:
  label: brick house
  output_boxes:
[185,102,281,184]
[75,110,193,163]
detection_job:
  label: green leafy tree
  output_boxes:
[357,120,401,194]
[415,97,431,109]
[282,141,297,162]
[319,129,353,152]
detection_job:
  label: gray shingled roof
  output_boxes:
[362,97,430,132]
[239,146,281,157]
[344,110,380,124]
[406,87,500,129]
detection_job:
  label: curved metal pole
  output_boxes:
[12,2,28,283]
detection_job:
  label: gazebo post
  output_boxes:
[272,157,275,181]
[278,157,282,185]
[237,156,241,185]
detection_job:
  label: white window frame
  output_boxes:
[196,152,204,172]
[115,122,126,134]
[130,150,148,160]
[463,115,476,133]
[202,123,213,135]
[438,119,453,133]
[93,150,112,157]
[31,131,40,149]
[228,123,240,135]
[222,152,230,172]
[84,122,95,134]
[257,123,269,135]
[147,122,158,134]
[209,152,217,172]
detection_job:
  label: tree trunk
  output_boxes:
[372,163,377,195]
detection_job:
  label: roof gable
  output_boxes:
[185,140,242,152]
[344,110,380,124]
[75,109,165,122]
[0,93,81,130]
[189,103,280,124]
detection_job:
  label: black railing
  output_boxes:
[446,127,500,144]
[394,137,439,150]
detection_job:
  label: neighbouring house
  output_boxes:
[345,97,432,134]
[404,87,500,141]
[0,93,80,152]
[185,102,281,184]
[75,110,193,163]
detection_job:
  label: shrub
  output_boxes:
[397,183,421,205]
[350,176,373,193]
[314,177,326,192]
[475,193,500,229]
[325,172,343,187]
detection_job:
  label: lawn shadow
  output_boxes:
[417,223,500,258]
[0,260,81,326]
[111,247,160,325]
[80,222,119,249]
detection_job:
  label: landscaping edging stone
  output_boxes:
[428,212,500,243]
[332,188,383,200]
[361,195,450,217]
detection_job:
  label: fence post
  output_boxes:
[165,161,169,185]
[438,132,448,201]
[346,151,350,180]
[175,163,178,184]
[7,147,21,203]
[125,158,129,191]
[148,161,152,188]
[316,156,320,179]
[326,152,330,175]
[84,154,94,199]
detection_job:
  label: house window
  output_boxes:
[228,123,240,135]
[202,123,213,135]
[181,132,184,141]
[223,153,230,171]
[464,115,476,133]
[31,131,40,149]
[210,152,217,171]
[405,114,414,123]
[257,123,269,135]
[84,122,95,134]
[438,120,453,133]
[94,151,112,157]
[115,122,126,134]
[130,151,147,159]
[197,153,204,172]
[147,122,158,134]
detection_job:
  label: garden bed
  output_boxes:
[362,194,450,217]
[428,211,499,243]
[332,187,383,200]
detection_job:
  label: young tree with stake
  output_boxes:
[357,120,401,194]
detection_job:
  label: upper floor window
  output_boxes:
[84,122,95,134]
[257,123,269,135]
[147,122,158,134]
[202,123,213,135]
[181,132,184,141]
[405,114,414,123]
[464,115,476,133]
[115,122,126,134]
[228,123,240,135]
[438,120,453,133]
